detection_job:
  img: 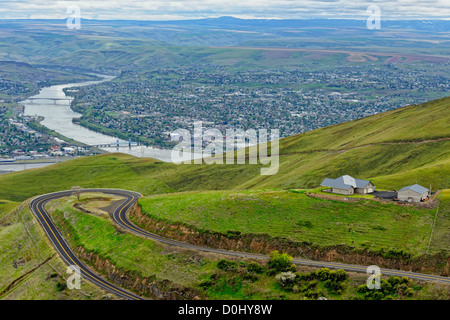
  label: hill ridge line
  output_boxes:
[280,136,450,156]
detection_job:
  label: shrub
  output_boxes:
[224,230,241,239]
[297,271,315,281]
[388,276,402,287]
[266,268,278,276]
[268,251,294,272]
[276,271,297,290]
[217,259,238,271]
[315,268,348,283]
[307,280,318,290]
[356,276,416,300]
[304,289,318,299]
[288,264,297,273]
[324,279,345,294]
[56,280,67,291]
[316,268,331,281]
[380,279,393,294]
[400,276,411,285]
[247,262,265,274]
[243,273,259,283]
[357,284,369,294]
[334,269,349,282]
[383,249,410,260]
[364,291,386,300]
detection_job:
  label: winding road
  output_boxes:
[29,189,450,300]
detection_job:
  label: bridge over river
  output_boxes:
[89,139,140,149]
[23,97,73,105]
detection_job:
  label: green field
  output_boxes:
[138,189,444,257]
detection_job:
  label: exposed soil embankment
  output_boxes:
[50,204,202,300]
[131,203,450,277]
[75,246,202,300]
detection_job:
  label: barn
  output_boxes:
[397,184,430,202]
[320,175,376,195]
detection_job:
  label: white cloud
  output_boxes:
[0,0,448,20]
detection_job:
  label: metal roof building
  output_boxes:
[398,184,429,202]
[320,175,375,195]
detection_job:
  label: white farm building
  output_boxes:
[320,175,375,195]
[397,184,430,202]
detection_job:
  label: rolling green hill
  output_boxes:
[0,96,448,202]
[137,189,443,256]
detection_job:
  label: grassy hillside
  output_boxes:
[0,61,99,101]
[0,96,448,201]
[280,96,450,153]
[137,189,444,257]
[0,201,110,299]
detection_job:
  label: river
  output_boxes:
[21,75,199,163]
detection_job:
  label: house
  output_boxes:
[63,147,76,155]
[397,184,429,202]
[320,175,376,195]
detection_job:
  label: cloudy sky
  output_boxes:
[0,0,449,20]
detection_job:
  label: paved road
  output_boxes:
[29,189,144,300]
[30,189,450,300]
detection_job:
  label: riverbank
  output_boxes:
[21,75,183,162]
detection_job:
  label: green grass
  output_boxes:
[426,190,450,254]
[138,189,440,257]
[0,201,108,299]
[44,195,217,290]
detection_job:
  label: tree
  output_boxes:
[71,186,83,202]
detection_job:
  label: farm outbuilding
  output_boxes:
[397,184,430,202]
[320,175,376,195]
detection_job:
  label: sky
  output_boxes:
[0,0,449,20]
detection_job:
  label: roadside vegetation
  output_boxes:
[199,252,450,300]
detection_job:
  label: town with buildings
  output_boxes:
[68,63,450,148]
[0,104,94,168]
